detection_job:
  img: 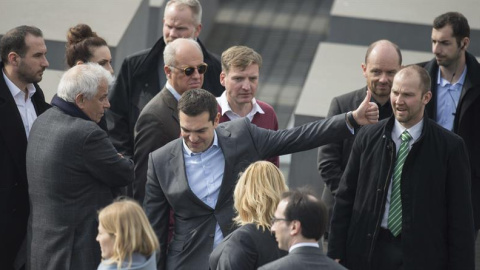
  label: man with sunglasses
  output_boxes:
[106,0,223,164]
[133,38,205,203]
[217,46,280,167]
[259,190,346,270]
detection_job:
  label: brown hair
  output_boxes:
[65,24,108,67]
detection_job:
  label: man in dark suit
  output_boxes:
[26,63,134,270]
[107,0,224,160]
[328,65,474,269]
[317,40,402,239]
[259,190,346,270]
[422,12,480,232]
[0,25,50,270]
[134,38,205,203]
[144,88,379,269]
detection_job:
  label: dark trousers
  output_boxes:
[371,228,403,270]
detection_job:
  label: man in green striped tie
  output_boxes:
[328,65,475,270]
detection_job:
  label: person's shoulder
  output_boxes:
[151,137,181,156]
[198,38,220,62]
[334,87,366,102]
[256,100,275,112]
[425,118,464,143]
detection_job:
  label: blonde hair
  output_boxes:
[233,161,288,231]
[98,199,159,269]
[221,45,262,73]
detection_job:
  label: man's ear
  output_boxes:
[76,60,85,66]
[194,23,202,39]
[75,94,85,109]
[290,220,301,236]
[8,52,20,66]
[165,65,172,79]
[213,112,221,128]
[361,63,367,79]
[422,91,432,105]
[220,71,226,87]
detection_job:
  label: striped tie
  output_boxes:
[388,130,412,237]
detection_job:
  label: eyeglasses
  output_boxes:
[170,64,208,76]
[271,217,289,224]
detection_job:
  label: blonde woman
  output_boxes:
[209,161,289,269]
[97,199,159,270]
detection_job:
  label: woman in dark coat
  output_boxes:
[209,161,288,270]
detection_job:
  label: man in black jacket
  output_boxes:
[422,11,480,232]
[0,25,50,270]
[317,40,401,239]
[106,0,224,159]
[328,65,474,270]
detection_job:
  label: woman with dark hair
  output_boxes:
[66,23,113,74]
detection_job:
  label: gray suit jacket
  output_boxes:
[144,114,351,270]
[134,87,179,203]
[259,246,347,270]
[26,107,134,270]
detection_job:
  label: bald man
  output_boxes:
[133,38,205,203]
[317,40,402,239]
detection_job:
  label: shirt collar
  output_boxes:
[289,242,320,253]
[216,91,264,117]
[437,65,467,87]
[392,118,423,143]
[166,81,182,101]
[3,69,36,99]
[182,130,219,156]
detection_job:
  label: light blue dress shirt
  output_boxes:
[436,66,467,131]
[182,131,225,248]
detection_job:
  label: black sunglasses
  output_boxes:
[171,64,208,76]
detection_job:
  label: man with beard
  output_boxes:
[421,12,480,233]
[317,40,402,240]
[328,65,474,269]
[0,25,50,270]
[107,0,223,161]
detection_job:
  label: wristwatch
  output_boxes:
[347,111,361,129]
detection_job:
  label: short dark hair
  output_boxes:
[281,189,327,241]
[65,24,108,68]
[433,12,470,46]
[0,25,43,63]
[177,88,218,122]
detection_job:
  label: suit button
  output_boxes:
[12,208,17,213]
[14,182,18,187]
[367,233,372,238]
[145,83,149,87]
[209,234,214,238]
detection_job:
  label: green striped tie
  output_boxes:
[388,130,412,237]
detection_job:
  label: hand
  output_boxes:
[117,153,125,158]
[352,90,379,125]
